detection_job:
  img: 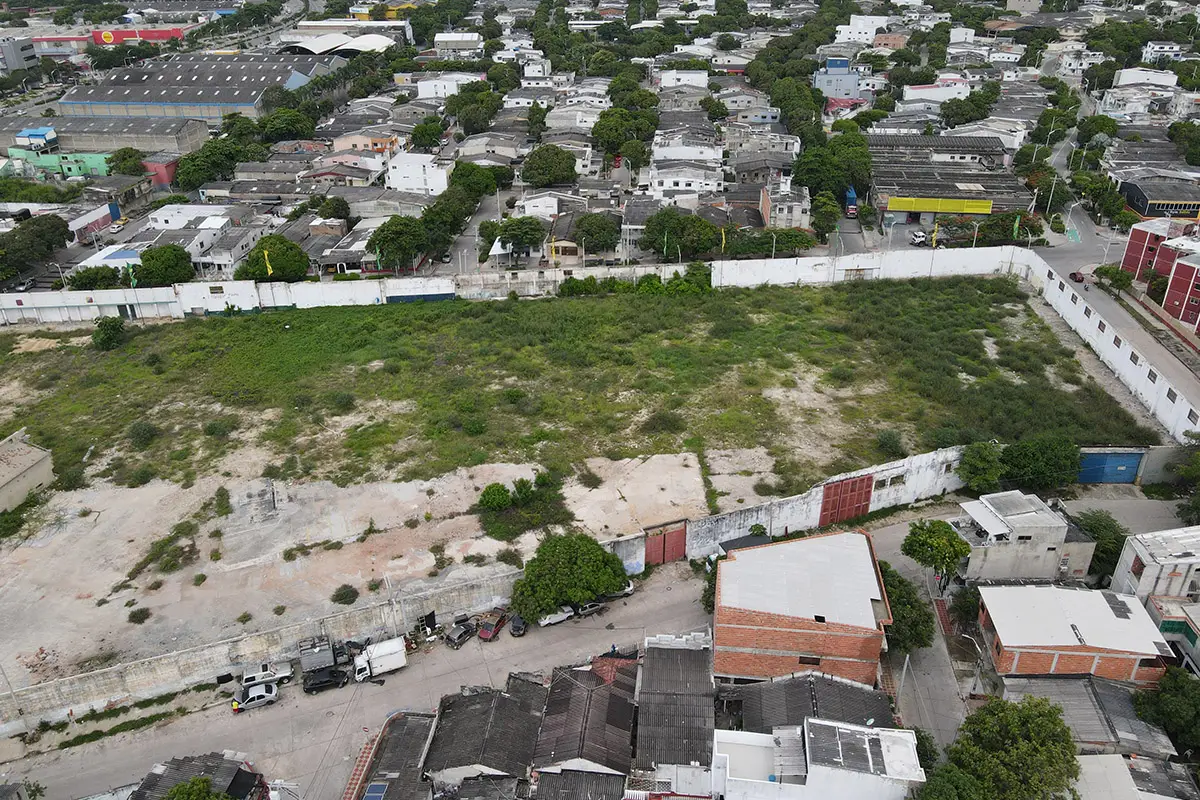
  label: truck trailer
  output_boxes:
[353,636,408,681]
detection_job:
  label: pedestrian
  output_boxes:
[610,643,617,655]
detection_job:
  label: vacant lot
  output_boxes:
[0,277,1161,498]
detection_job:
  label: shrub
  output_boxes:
[322,540,344,550]
[125,464,156,487]
[404,518,420,528]
[876,429,907,460]
[210,548,222,561]
[192,573,207,586]
[147,579,163,590]
[128,608,152,624]
[331,584,359,605]
[641,409,687,434]
[578,467,603,489]
[463,553,488,565]
[203,418,237,438]
[479,482,513,511]
[92,316,125,350]
[127,421,160,450]
[327,391,355,414]
[273,605,286,615]
[236,611,252,624]
[497,547,524,568]
[367,578,382,591]
[213,486,232,516]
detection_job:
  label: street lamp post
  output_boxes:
[972,220,982,248]
[771,232,777,259]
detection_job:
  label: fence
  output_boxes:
[0,565,519,738]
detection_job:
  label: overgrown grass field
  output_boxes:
[0,276,1160,491]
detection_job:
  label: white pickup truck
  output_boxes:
[241,661,294,688]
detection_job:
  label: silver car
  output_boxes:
[232,682,277,713]
[538,605,575,627]
[241,661,294,689]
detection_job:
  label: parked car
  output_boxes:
[538,605,575,627]
[601,580,635,601]
[445,621,476,649]
[232,682,277,713]
[13,278,34,292]
[1069,272,1086,283]
[108,223,125,234]
[241,661,294,689]
[509,614,527,637]
[909,230,927,247]
[302,667,349,694]
[477,608,508,642]
[573,602,607,618]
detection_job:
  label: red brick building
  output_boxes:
[1119,218,1195,281]
[713,532,892,686]
[979,586,1170,686]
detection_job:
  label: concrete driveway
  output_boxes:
[13,564,709,800]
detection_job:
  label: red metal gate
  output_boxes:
[645,520,688,566]
[818,476,873,526]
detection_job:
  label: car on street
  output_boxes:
[302,667,349,694]
[538,605,575,627]
[601,580,635,601]
[13,278,34,292]
[241,661,294,688]
[477,608,508,642]
[572,602,607,618]
[445,621,476,649]
[1069,272,1086,283]
[909,230,927,247]
[232,682,277,713]
[108,223,124,234]
[509,614,527,637]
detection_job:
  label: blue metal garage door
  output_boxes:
[1078,451,1143,483]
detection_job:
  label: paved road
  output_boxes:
[12,567,709,800]
[443,188,518,275]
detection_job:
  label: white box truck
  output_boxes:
[353,636,408,681]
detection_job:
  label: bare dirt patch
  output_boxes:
[763,368,860,465]
[12,337,64,354]
[564,454,708,536]
[705,447,776,512]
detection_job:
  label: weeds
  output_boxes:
[0,491,44,540]
[236,611,252,624]
[273,604,287,615]
[331,584,359,605]
[577,466,603,489]
[367,578,382,591]
[128,608,151,624]
[463,553,488,565]
[496,547,524,569]
[475,472,574,542]
[192,573,207,586]
[429,543,453,571]
[213,486,232,516]
[58,712,173,749]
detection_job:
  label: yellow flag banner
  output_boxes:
[721,227,726,252]
[264,249,274,276]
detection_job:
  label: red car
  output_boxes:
[1069,272,1086,283]
[477,607,509,642]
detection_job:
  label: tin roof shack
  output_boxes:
[355,711,437,800]
[129,751,267,800]
[950,490,1095,582]
[0,428,52,513]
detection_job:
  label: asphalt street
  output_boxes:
[11,567,709,800]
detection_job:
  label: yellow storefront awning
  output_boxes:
[886,197,994,214]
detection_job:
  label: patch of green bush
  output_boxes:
[331,584,359,605]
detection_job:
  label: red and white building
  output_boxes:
[979,585,1171,686]
[714,531,892,686]
[1117,219,1200,329]
[1119,217,1195,281]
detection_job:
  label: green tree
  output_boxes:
[478,482,512,511]
[1076,115,1119,145]
[716,32,737,50]
[164,777,232,800]
[317,196,352,221]
[911,727,940,771]
[260,108,316,142]
[367,215,428,271]
[136,244,194,287]
[957,441,1003,493]
[949,586,981,630]
[902,519,971,590]
[499,216,547,256]
[1075,509,1130,578]
[619,139,649,171]
[811,190,841,243]
[638,207,720,259]
[999,435,1080,492]
[478,219,502,261]
[592,108,657,154]
[1095,264,1133,296]
[699,96,729,121]
[369,2,388,19]
[879,561,934,653]
[106,147,146,176]
[449,161,498,198]
[943,697,1078,800]
[1135,666,1200,751]
[67,265,122,290]
[510,532,627,621]
[573,212,620,253]
[1112,209,1141,232]
[92,316,125,351]
[221,113,260,142]
[521,145,577,188]
[412,122,443,150]
[22,781,46,800]
[916,764,988,800]
[234,235,310,282]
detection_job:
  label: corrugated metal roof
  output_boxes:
[534,664,637,773]
[425,675,549,779]
[535,770,625,800]
[634,646,713,771]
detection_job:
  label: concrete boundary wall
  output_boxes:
[0,566,519,738]
[684,446,966,559]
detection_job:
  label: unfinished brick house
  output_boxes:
[713,532,893,685]
[979,586,1172,686]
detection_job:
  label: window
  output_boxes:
[1190,410,1199,424]
[944,462,955,474]
[1058,281,1065,291]
[1113,335,1122,347]
[1139,657,1162,668]
[1084,307,1092,318]
[1169,388,1178,403]
[1131,555,1145,577]
[1131,352,1140,365]
[209,286,224,295]
[1099,320,1107,332]
[797,655,821,666]
[1017,535,1032,541]
[1047,269,1054,279]
[1149,369,1158,383]
[1047,546,1057,552]
[1071,294,1078,304]
[874,478,888,490]
[814,615,826,623]
[889,474,906,486]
